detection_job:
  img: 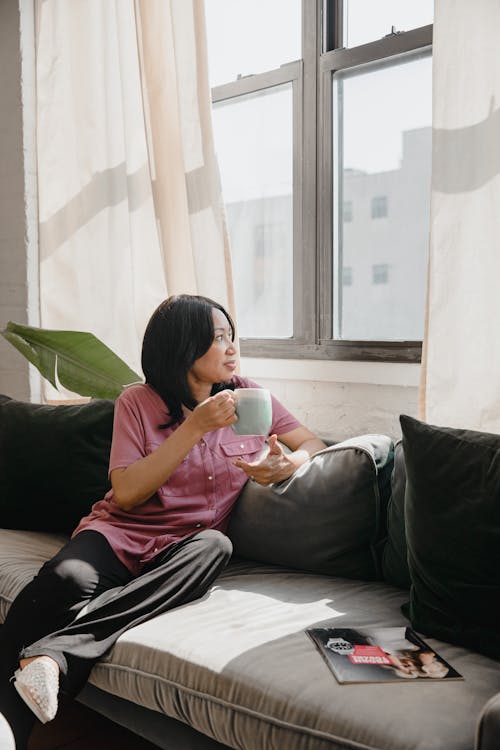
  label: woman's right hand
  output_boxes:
[188,390,237,434]
[112,390,237,510]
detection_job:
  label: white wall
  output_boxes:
[0,0,39,402]
[241,358,420,442]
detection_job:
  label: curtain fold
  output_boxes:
[134,0,235,314]
[36,0,234,396]
[420,0,500,431]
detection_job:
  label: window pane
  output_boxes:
[344,0,433,48]
[205,0,301,87]
[213,85,293,338]
[333,54,432,341]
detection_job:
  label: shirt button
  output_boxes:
[240,443,245,449]
[196,523,202,528]
[208,475,213,480]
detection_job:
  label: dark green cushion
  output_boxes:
[381,440,411,588]
[228,434,394,581]
[0,395,114,534]
[400,414,500,659]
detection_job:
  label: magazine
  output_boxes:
[306,626,463,684]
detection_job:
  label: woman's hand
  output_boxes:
[187,390,237,434]
[234,434,297,486]
[234,428,326,487]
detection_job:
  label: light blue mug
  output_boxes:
[231,388,272,436]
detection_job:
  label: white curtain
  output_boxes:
[36,0,234,391]
[421,0,500,431]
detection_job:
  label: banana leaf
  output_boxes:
[1,321,142,399]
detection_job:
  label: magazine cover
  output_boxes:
[306,626,463,684]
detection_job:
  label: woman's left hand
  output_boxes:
[234,434,297,486]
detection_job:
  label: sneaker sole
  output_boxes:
[13,669,53,724]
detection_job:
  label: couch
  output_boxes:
[0,395,499,750]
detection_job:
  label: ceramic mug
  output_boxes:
[231,388,272,435]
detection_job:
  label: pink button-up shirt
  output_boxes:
[73,377,300,575]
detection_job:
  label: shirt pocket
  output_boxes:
[219,436,266,490]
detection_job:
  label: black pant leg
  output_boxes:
[22,529,233,697]
[0,530,131,750]
[2,531,131,659]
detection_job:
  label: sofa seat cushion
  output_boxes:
[0,529,68,621]
[2,531,500,749]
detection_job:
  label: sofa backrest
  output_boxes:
[0,395,114,533]
[0,395,396,584]
[228,434,395,581]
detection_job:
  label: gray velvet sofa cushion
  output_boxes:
[382,440,411,588]
[228,434,394,581]
[476,693,500,750]
[2,528,500,750]
[0,529,68,622]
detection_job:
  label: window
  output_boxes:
[342,1,433,48]
[342,266,353,286]
[206,1,433,361]
[371,196,388,219]
[205,0,301,88]
[372,264,389,284]
[212,85,294,338]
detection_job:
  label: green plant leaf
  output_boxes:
[1,322,142,399]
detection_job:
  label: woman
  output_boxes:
[0,294,325,747]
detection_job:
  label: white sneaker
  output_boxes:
[13,658,59,723]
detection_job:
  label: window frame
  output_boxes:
[209,1,432,363]
[212,61,309,348]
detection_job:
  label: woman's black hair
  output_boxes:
[141,294,236,427]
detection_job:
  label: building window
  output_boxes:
[206,1,433,360]
[371,196,388,219]
[372,264,389,284]
[342,266,353,286]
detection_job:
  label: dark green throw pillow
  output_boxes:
[400,414,500,659]
[0,395,114,534]
[228,434,394,581]
[381,440,411,589]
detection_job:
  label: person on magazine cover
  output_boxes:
[395,649,449,678]
[321,627,450,680]
[365,628,449,679]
